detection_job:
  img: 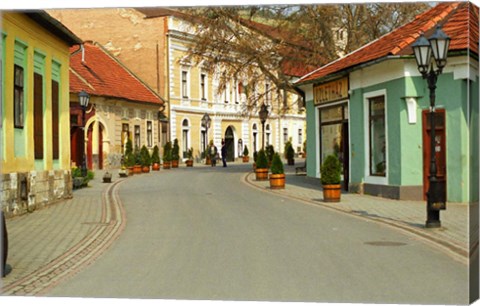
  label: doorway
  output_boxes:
[224,126,235,162]
[422,109,446,200]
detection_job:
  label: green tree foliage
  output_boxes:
[163,141,172,162]
[270,152,284,174]
[140,145,151,167]
[320,154,342,185]
[172,138,180,161]
[255,149,268,169]
[151,145,160,164]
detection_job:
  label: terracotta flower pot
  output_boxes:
[127,167,134,176]
[269,173,285,189]
[255,168,269,181]
[243,156,250,163]
[322,184,341,202]
[172,160,179,168]
[133,165,142,174]
[152,163,160,171]
[142,166,150,173]
[186,160,194,167]
[163,161,171,169]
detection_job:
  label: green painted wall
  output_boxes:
[470,76,479,203]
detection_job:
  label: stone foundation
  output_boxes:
[1,170,73,218]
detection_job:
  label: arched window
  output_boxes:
[182,119,190,159]
[252,124,258,152]
[266,124,271,146]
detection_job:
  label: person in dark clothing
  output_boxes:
[221,140,227,167]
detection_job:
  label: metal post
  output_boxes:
[81,106,88,177]
[425,66,441,228]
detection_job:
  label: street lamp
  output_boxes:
[259,103,269,150]
[201,113,211,160]
[78,90,90,177]
[412,25,450,228]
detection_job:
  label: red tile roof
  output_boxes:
[70,42,164,105]
[297,2,478,84]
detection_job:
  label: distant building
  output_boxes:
[1,12,82,216]
[69,41,166,170]
[48,8,307,161]
[296,2,478,203]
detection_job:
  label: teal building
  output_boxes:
[295,2,478,203]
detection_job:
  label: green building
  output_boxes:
[295,2,478,203]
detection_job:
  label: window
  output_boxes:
[14,64,24,128]
[182,119,189,158]
[368,96,386,176]
[266,124,271,146]
[161,121,168,147]
[200,73,206,100]
[252,124,258,152]
[182,71,188,98]
[265,83,271,105]
[134,125,141,149]
[52,80,59,159]
[34,73,43,159]
[147,121,153,147]
[122,123,130,153]
[283,128,288,143]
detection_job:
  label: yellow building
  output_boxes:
[1,12,82,216]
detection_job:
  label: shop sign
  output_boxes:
[314,77,348,105]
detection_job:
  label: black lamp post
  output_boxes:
[259,103,269,150]
[78,90,90,177]
[412,25,450,228]
[201,113,211,158]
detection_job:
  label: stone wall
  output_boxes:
[1,170,73,218]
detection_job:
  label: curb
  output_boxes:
[243,172,470,265]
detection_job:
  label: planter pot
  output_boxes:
[133,165,142,174]
[172,160,179,168]
[152,163,160,171]
[269,173,285,189]
[253,163,257,171]
[322,184,341,202]
[119,170,128,177]
[242,156,250,163]
[127,167,134,176]
[255,168,269,181]
[186,160,194,167]
[163,161,171,169]
[142,166,150,173]
[103,172,112,183]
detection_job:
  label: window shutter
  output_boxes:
[52,80,59,159]
[34,73,44,159]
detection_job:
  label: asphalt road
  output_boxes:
[47,163,469,304]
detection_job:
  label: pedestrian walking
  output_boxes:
[221,139,227,167]
[210,143,218,167]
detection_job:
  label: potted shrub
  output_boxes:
[242,146,249,163]
[186,147,194,167]
[255,149,269,181]
[133,146,142,174]
[253,151,258,171]
[172,138,180,168]
[124,138,135,175]
[269,152,285,189]
[163,141,172,169]
[151,145,161,171]
[265,145,275,168]
[140,145,151,173]
[285,140,295,165]
[321,154,342,202]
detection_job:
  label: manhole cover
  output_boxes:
[364,241,407,247]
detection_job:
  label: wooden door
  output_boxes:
[422,109,446,200]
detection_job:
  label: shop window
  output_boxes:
[368,96,386,176]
